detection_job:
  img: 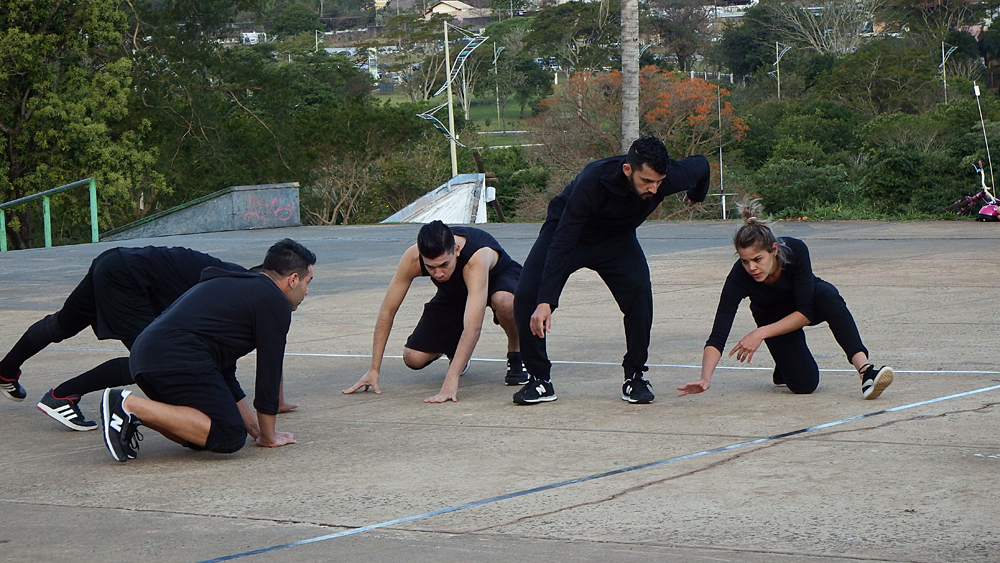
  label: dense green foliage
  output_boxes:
[8,0,1000,250]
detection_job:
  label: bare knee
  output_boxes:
[403,348,440,370]
[491,291,515,323]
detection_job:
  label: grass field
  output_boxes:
[371,87,536,148]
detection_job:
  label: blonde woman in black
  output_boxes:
[678,201,893,399]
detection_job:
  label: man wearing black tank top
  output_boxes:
[343,221,526,403]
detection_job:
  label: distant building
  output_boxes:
[241,31,267,45]
[424,0,491,21]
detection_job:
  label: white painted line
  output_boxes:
[9,347,1000,375]
[196,382,1000,562]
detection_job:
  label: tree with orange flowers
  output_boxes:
[530,67,747,174]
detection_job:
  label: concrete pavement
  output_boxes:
[0,220,998,562]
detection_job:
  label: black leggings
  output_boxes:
[0,248,146,393]
[514,221,653,380]
[755,280,868,394]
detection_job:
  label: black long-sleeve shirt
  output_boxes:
[539,154,711,307]
[118,246,244,313]
[129,268,292,415]
[705,237,819,353]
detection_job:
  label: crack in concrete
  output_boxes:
[452,402,999,535]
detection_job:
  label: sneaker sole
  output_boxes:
[621,394,654,404]
[512,394,558,405]
[863,367,894,400]
[37,402,98,432]
[1,386,26,402]
[504,376,530,386]
[101,389,127,462]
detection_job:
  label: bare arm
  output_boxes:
[679,311,810,397]
[677,346,723,396]
[729,311,810,364]
[236,398,260,439]
[425,249,495,403]
[343,247,421,395]
[255,413,296,447]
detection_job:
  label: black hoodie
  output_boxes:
[539,154,711,307]
[130,267,292,416]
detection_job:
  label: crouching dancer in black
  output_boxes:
[677,201,893,399]
[343,220,525,403]
[513,136,710,405]
[99,239,315,462]
[0,246,251,430]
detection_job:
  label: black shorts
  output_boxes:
[404,261,521,357]
[133,368,247,454]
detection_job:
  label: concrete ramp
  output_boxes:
[102,183,300,241]
[382,173,489,224]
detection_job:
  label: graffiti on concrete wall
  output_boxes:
[243,193,296,228]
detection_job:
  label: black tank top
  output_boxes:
[418,226,514,300]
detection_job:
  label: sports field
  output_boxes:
[1,220,997,562]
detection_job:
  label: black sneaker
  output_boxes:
[513,378,557,404]
[101,388,142,462]
[622,377,655,404]
[504,352,529,386]
[0,370,26,402]
[861,365,893,400]
[37,389,98,431]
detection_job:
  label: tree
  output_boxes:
[811,38,939,119]
[525,1,621,71]
[767,0,885,55]
[273,2,325,35]
[529,67,746,173]
[512,56,553,118]
[0,0,164,249]
[621,0,640,151]
[646,0,712,71]
[707,3,781,75]
[885,0,999,37]
[491,0,531,20]
[481,18,535,129]
[368,14,453,102]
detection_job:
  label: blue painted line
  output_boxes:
[195,383,1000,563]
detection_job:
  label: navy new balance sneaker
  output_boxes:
[513,378,557,404]
[101,388,143,462]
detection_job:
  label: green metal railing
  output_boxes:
[0,178,98,252]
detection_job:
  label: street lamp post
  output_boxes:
[770,42,791,100]
[941,42,958,104]
[493,42,505,133]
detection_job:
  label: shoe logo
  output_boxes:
[110,413,124,432]
[535,384,546,395]
[55,405,75,418]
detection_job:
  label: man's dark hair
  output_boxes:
[416,220,456,259]
[626,136,670,175]
[262,238,316,277]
